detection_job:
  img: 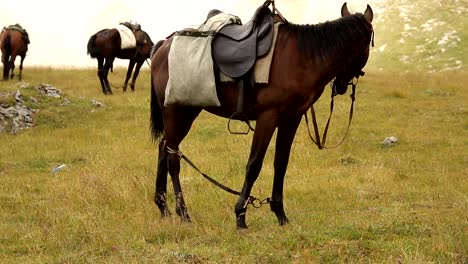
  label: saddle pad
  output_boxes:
[198,12,241,32]
[116,25,136,49]
[165,33,219,107]
[164,13,240,107]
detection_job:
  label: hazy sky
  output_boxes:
[1,0,374,68]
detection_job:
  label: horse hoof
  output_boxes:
[160,208,171,217]
[278,216,289,226]
[176,206,191,222]
[180,213,191,222]
[236,215,248,229]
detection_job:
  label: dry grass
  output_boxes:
[0,67,466,263]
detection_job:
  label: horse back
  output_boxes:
[1,30,28,56]
[92,28,122,57]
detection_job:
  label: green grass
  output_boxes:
[0,67,467,263]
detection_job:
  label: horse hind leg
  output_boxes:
[155,138,171,217]
[97,58,107,94]
[164,106,201,222]
[2,54,9,80]
[2,61,8,81]
[167,150,191,221]
[18,55,25,81]
[270,116,302,226]
[102,58,114,94]
[8,56,16,80]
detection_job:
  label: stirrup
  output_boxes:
[227,112,255,135]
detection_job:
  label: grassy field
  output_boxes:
[0,67,466,263]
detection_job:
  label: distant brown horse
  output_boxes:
[87,25,154,94]
[1,26,29,81]
[150,2,374,228]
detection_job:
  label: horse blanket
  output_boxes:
[116,25,136,49]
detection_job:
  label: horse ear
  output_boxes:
[341,2,351,17]
[364,4,373,22]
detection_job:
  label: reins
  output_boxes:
[304,19,374,150]
[304,76,359,150]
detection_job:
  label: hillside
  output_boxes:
[369,0,467,72]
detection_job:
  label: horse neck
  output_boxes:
[283,15,372,85]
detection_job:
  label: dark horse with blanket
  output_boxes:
[1,24,30,81]
[150,1,374,229]
[87,23,154,94]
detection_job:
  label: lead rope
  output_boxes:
[166,146,270,208]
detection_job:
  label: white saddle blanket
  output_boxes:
[165,13,240,107]
[116,25,136,49]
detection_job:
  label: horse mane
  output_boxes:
[282,13,373,65]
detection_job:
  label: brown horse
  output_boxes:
[87,25,154,94]
[0,26,29,81]
[150,2,374,228]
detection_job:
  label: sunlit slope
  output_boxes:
[367,0,467,72]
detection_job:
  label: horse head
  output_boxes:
[135,30,154,59]
[332,3,373,95]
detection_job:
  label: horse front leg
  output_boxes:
[123,59,136,92]
[129,60,144,91]
[235,112,277,229]
[155,138,171,217]
[271,116,302,226]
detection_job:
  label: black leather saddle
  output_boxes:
[212,5,274,78]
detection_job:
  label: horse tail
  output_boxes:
[150,76,164,141]
[87,34,99,58]
[3,34,11,60]
[149,40,165,142]
[2,34,11,79]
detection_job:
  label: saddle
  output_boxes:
[119,22,141,32]
[212,5,274,78]
[4,24,30,44]
[211,4,275,131]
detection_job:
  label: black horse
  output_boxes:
[87,24,153,94]
[150,2,374,228]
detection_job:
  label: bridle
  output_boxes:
[304,70,364,150]
[305,20,374,150]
